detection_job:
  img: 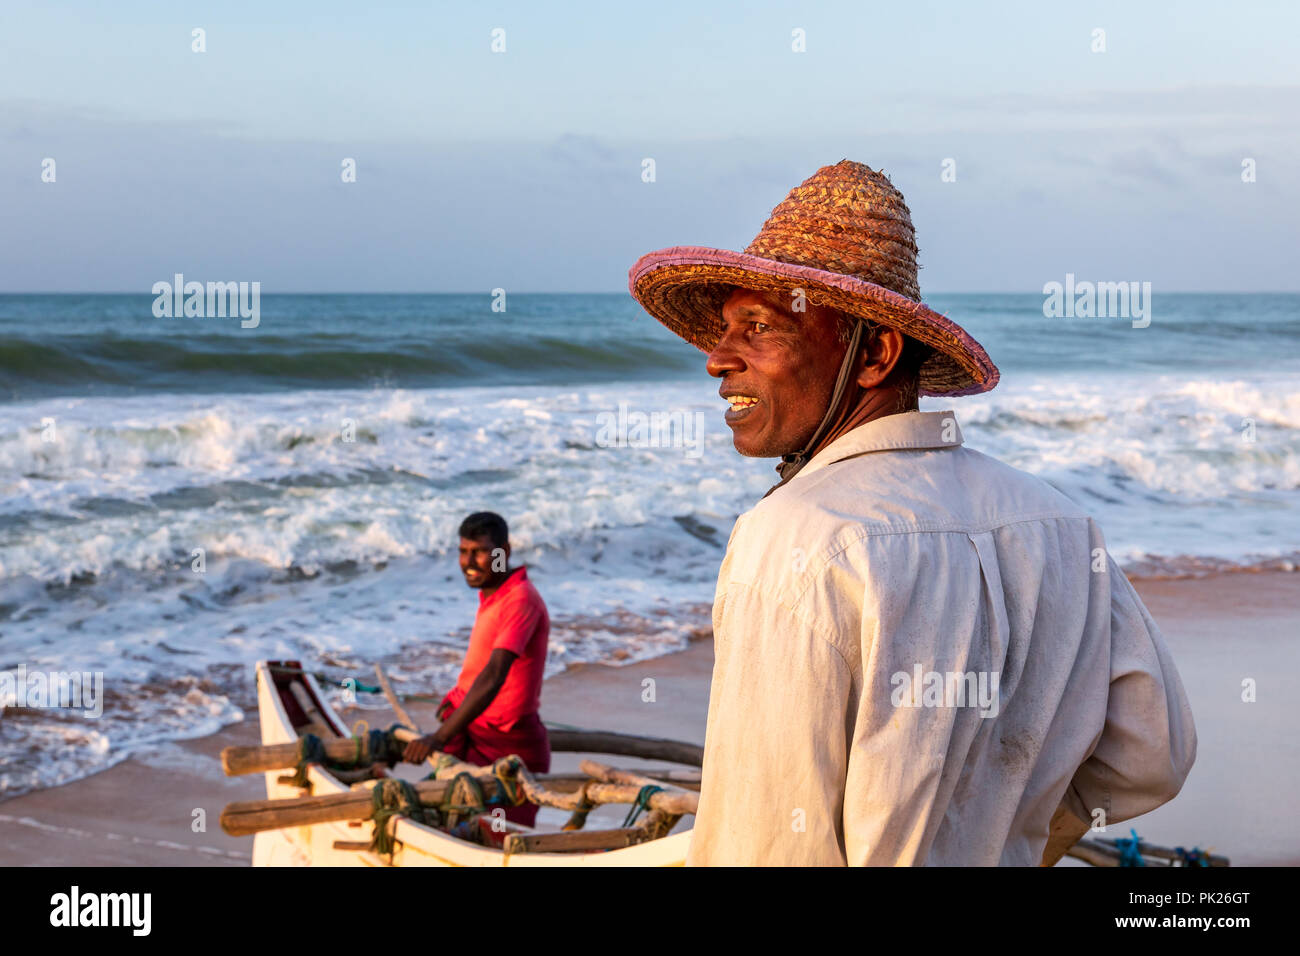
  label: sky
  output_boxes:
[1,0,1297,292]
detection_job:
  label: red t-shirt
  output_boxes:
[444,566,549,733]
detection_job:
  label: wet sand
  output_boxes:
[2,571,1297,866]
[0,632,715,866]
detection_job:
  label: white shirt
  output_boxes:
[686,410,1197,866]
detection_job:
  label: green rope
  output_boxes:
[288,727,408,789]
[372,726,407,766]
[287,734,328,788]
[622,785,663,828]
[417,757,530,838]
[423,751,466,779]
[310,671,441,702]
[441,772,488,828]
[369,778,436,859]
[314,673,382,695]
[334,728,402,768]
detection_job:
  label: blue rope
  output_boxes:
[1116,828,1145,867]
[1175,846,1209,867]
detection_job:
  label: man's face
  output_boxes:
[707,288,847,458]
[458,535,504,589]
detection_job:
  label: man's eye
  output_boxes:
[751,322,770,333]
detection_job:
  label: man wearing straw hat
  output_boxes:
[628,160,1196,866]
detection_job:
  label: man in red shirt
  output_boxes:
[402,512,551,826]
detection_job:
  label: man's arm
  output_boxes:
[1062,554,1197,833]
[402,648,517,763]
[1040,803,1092,866]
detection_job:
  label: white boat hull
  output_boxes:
[251,662,692,866]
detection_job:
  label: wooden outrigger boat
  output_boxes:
[219,661,701,866]
[219,660,1227,867]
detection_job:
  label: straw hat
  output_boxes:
[628,159,998,396]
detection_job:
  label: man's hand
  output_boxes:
[405,650,515,766]
[403,733,444,764]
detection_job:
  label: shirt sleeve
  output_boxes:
[1062,555,1198,826]
[490,593,543,657]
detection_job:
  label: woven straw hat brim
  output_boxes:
[629,245,999,397]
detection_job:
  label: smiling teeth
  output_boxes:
[725,395,759,408]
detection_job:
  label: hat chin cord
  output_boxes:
[765,318,866,497]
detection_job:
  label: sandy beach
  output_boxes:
[2,570,1296,866]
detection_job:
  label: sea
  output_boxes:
[1,292,1297,795]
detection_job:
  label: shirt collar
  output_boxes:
[786,410,964,484]
[480,565,527,606]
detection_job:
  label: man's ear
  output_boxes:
[855,326,906,390]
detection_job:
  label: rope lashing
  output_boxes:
[427,751,469,779]
[1115,829,1145,867]
[287,734,328,788]
[353,729,393,767]
[1175,846,1210,867]
[490,756,528,808]
[419,757,528,833]
[563,797,596,832]
[287,728,407,788]
[372,726,409,766]
[441,772,488,829]
[369,778,437,859]
[622,785,663,829]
